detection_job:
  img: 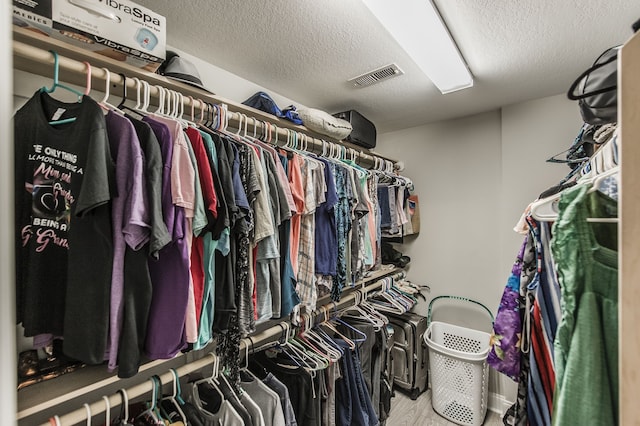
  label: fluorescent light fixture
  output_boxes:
[362,0,473,94]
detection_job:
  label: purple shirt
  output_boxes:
[143,116,190,359]
[105,111,150,371]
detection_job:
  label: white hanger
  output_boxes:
[102,396,110,426]
[99,67,119,111]
[166,88,176,117]
[187,96,196,122]
[131,77,142,111]
[140,80,151,113]
[529,191,563,221]
[196,98,206,125]
[82,61,91,96]
[83,403,92,426]
[307,309,343,361]
[51,415,62,426]
[101,69,124,114]
[153,85,165,114]
[167,89,176,118]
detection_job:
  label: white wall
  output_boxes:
[376,93,583,412]
[174,47,307,111]
[500,94,584,273]
[1,2,17,425]
[377,110,504,311]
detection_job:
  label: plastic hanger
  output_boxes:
[98,67,123,113]
[82,61,91,96]
[180,94,198,129]
[213,103,222,130]
[196,98,206,126]
[50,415,62,426]
[273,124,280,146]
[186,95,198,126]
[273,322,309,370]
[588,165,620,193]
[83,403,92,426]
[102,396,110,426]
[42,51,83,125]
[118,74,145,120]
[290,337,328,370]
[303,311,342,362]
[322,310,356,351]
[334,318,368,343]
[172,369,187,405]
[194,352,227,403]
[161,370,188,424]
[117,388,134,426]
[238,340,270,384]
[294,314,332,366]
[342,292,384,330]
[136,377,162,423]
[153,85,166,115]
[116,73,127,109]
[140,80,151,113]
[529,192,563,222]
[284,329,323,371]
[41,50,84,102]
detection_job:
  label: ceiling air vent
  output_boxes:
[348,64,404,88]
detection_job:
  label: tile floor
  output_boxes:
[386,388,503,426]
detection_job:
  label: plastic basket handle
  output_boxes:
[427,295,494,327]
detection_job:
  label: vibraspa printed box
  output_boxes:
[14,0,166,72]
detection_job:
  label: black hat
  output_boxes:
[156,51,212,93]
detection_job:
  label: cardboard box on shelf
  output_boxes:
[13,0,166,72]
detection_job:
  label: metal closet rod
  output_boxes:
[41,269,405,425]
[13,40,398,170]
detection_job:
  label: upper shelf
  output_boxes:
[12,27,399,166]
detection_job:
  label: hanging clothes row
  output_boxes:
[488,126,619,426]
[43,273,419,425]
[14,50,415,387]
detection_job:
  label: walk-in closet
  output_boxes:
[2,2,640,425]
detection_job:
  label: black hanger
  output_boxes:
[117,73,127,109]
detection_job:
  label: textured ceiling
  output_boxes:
[134,0,640,133]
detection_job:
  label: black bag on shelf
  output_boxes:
[332,110,377,148]
[567,46,620,125]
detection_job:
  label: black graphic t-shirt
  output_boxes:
[14,91,115,364]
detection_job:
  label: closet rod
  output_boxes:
[13,35,399,170]
[41,270,406,425]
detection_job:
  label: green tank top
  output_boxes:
[551,184,618,425]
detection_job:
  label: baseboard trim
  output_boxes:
[488,392,514,417]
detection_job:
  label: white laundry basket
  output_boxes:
[424,296,494,426]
